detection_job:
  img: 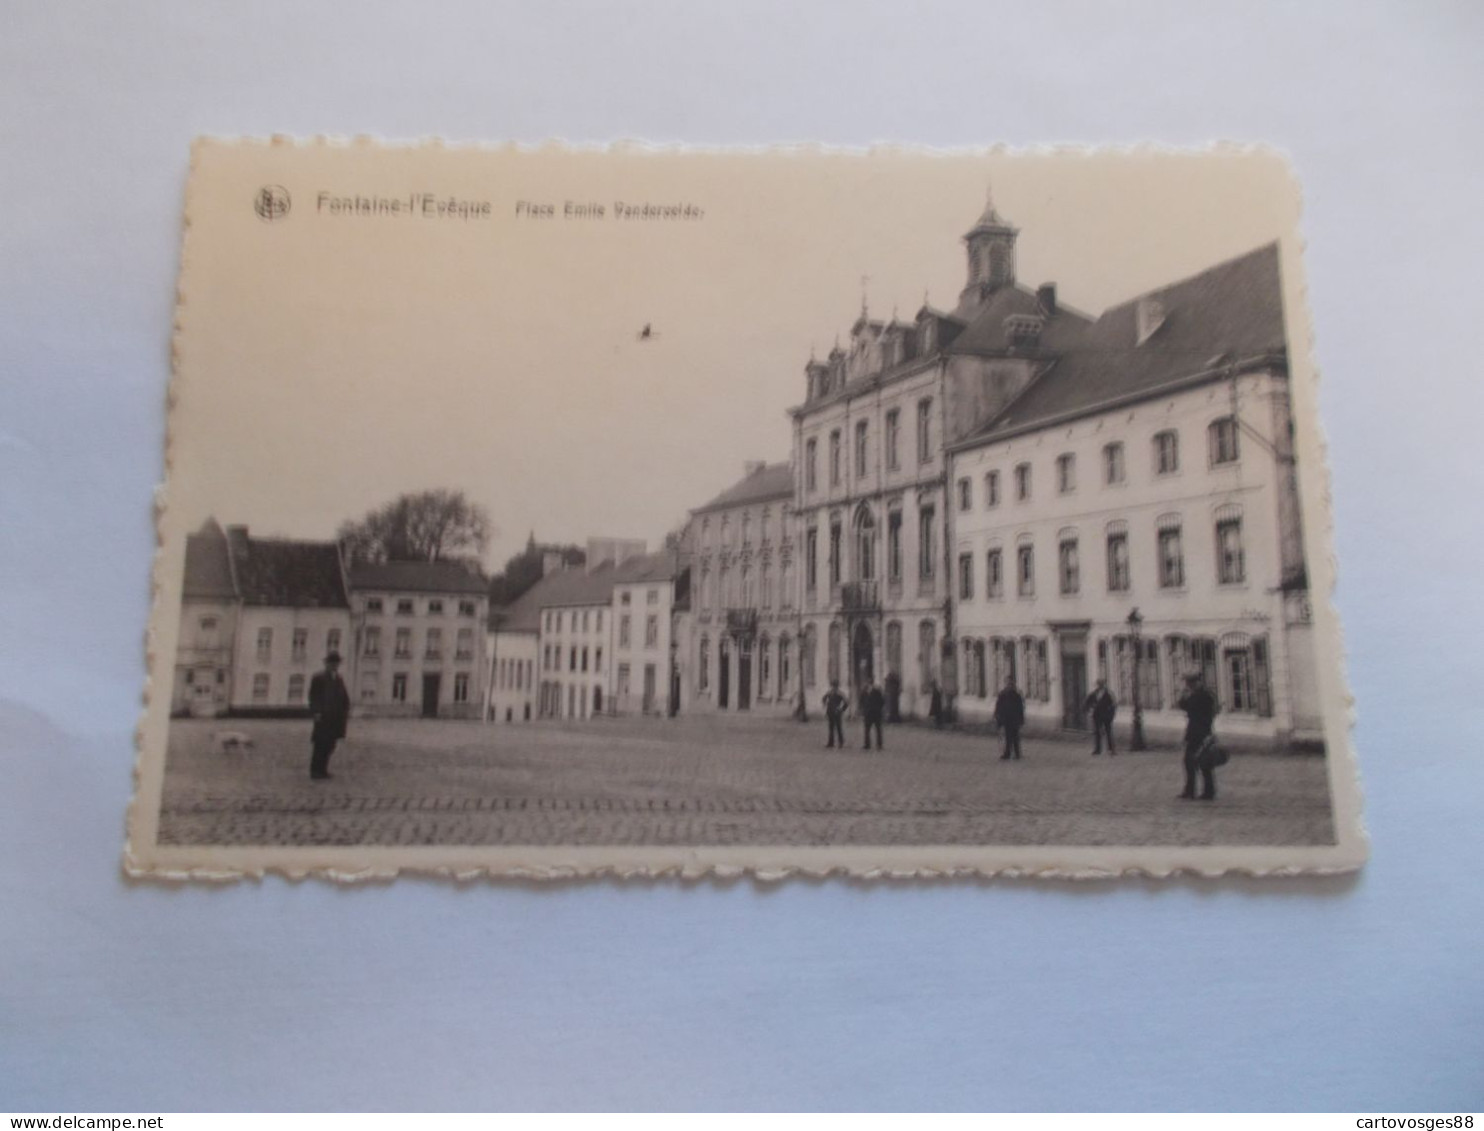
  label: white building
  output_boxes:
[347,561,489,720]
[948,242,1318,747]
[171,520,353,715]
[611,554,685,717]
[686,462,798,715]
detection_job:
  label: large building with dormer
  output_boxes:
[787,195,1091,717]
[947,242,1318,746]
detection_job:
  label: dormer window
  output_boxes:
[919,319,936,354]
[1136,297,1166,346]
[1006,314,1044,349]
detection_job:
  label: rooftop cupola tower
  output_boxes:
[960,186,1018,306]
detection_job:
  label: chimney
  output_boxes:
[1036,283,1057,315]
[744,460,765,478]
[541,549,567,576]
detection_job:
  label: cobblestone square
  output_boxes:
[158,715,1335,847]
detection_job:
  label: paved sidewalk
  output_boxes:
[157,714,1336,847]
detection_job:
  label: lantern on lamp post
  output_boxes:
[1127,607,1147,751]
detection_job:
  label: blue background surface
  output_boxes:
[2,0,1481,1112]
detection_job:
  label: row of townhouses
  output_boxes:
[172,519,489,720]
[599,195,1313,747]
[175,194,1320,748]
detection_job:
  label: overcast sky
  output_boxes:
[168,144,1296,570]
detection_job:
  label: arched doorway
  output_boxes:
[852,621,874,693]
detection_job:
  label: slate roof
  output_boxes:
[490,551,683,634]
[691,462,793,515]
[348,559,488,595]
[947,284,1094,354]
[960,243,1285,446]
[182,519,236,601]
[224,526,349,608]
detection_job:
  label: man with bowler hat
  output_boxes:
[860,678,886,751]
[993,677,1026,761]
[1177,671,1220,800]
[821,680,848,749]
[308,651,351,780]
[1084,678,1118,756]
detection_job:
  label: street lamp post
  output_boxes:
[1127,607,1147,750]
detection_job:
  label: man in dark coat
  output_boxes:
[1084,678,1118,756]
[821,680,847,749]
[1177,672,1220,800]
[860,679,886,751]
[308,651,351,780]
[883,670,902,723]
[993,677,1026,761]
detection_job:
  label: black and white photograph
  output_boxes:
[130,140,1363,876]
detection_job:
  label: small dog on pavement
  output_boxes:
[212,730,255,755]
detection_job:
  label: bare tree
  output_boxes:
[337,490,492,567]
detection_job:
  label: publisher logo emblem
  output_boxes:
[254,185,291,221]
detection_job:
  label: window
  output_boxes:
[281,673,303,702]
[581,611,589,632]
[1104,442,1126,485]
[425,627,442,659]
[1022,636,1050,701]
[619,615,631,646]
[854,419,869,477]
[698,637,710,691]
[291,628,308,661]
[645,615,659,647]
[459,600,476,616]
[778,636,792,694]
[1209,416,1240,465]
[957,477,972,511]
[359,674,377,701]
[885,409,900,470]
[428,599,444,615]
[805,438,817,491]
[1154,430,1180,475]
[918,506,935,579]
[596,611,603,633]
[569,646,577,671]
[456,627,474,659]
[986,548,1004,599]
[827,622,842,683]
[396,598,414,615]
[779,560,792,608]
[392,672,408,702]
[829,522,842,586]
[1106,528,1131,592]
[555,611,563,633]
[1014,462,1032,501]
[255,628,272,662]
[196,615,219,647]
[918,620,937,688]
[395,627,412,658]
[594,646,603,672]
[252,673,269,702]
[621,590,632,606]
[364,625,382,657]
[740,566,753,607]
[984,470,1000,508]
[760,564,772,610]
[1056,453,1076,494]
[958,552,974,600]
[326,629,341,655]
[1017,543,1035,597]
[758,636,772,696]
[887,511,903,582]
[805,528,818,591]
[365,598,383,614]
[829,430,842,486]
[855,510,876,581]
[647,588,659,605]
[916,399,933,464]
[453,673,470,703]
[1058,536,1080,595]
[885,621,903,679]
[1157,519,1185,588]
[1216,512,1245,584]
[617,663,632,697]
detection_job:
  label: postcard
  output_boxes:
[128,139,1364,878]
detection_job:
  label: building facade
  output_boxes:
[788,195,1089,717]
[347,561,489,720]
[948,242,1317,747]
[687,462,798,715]
[611,560,683,717]
[171,519,353,715]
